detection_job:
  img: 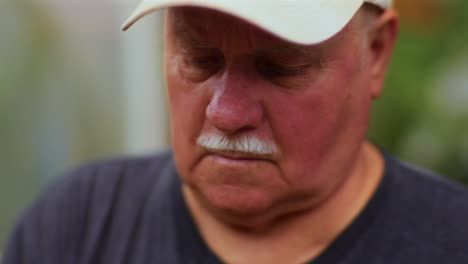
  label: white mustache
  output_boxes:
[197,132,278,155]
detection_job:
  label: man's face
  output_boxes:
[164,7,377,220]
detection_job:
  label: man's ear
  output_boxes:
[366,9,399,99]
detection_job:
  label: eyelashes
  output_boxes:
[179,54,223,82]
[256,59,311,78]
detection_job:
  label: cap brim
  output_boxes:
[121,0,365,45]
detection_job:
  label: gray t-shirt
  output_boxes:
[3,151,468,263]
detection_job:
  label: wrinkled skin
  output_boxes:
[164,7,392,227]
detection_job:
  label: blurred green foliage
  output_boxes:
[370,1,468,184]
[0,0,59,249]
[0,0,123,250]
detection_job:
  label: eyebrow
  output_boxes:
[172,14,212,49]
[256,44,324,61]
[262,45,310,56]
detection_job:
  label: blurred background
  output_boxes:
[1,0,467,252]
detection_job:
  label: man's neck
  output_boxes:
[183,142,384,264]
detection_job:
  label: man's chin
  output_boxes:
[183,183,320,230]
[194,183,278,220]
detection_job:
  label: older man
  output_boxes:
[3,0,468,263]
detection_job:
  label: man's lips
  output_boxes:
[204,150,273,163]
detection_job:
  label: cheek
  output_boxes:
[165,67,210,176]
[266,65,370,183]
[270,90,345,160]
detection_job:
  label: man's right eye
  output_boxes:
[186,56,219,68]
[179,51,224,82]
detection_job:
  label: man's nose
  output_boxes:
[205,70,263,134]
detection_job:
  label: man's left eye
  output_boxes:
[256,59,310,78]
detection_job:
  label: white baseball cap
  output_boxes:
[121,0,392,45]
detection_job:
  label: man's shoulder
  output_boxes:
[68,150,174,183]
[40,150,175,204]
[72,150,173,185]
[4,151,178,263]
[382,153,468,258]
[387,153,468,212]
